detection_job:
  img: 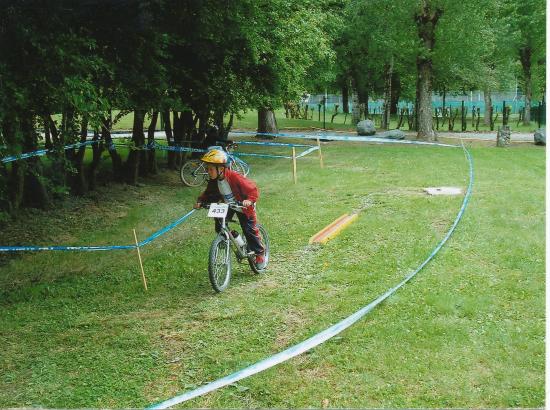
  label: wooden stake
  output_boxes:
[317,138,324,168]
[133,229,148,291]
[292,147,297,184]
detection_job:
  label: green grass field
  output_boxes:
[0,139,544,408]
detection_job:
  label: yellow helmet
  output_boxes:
[200,149,228,166]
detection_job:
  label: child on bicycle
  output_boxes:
[194,149,266,268]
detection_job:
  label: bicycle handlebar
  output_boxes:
[216,140,237,151]
[200,201,247,211]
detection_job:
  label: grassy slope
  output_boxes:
[0,141,544,408]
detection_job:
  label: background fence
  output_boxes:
[307,91,544,116]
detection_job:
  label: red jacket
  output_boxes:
[198,169,259,216]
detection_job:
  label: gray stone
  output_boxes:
[377,129,406,140]
[534,128,546,145]
[356,119,376,136]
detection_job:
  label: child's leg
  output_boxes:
[237,211,264,254]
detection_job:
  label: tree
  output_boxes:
[0,1,108,209]
[253,1,337,136]
[504,0,546,125]
[340,0,415,128]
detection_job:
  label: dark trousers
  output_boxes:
[215,209,264,255]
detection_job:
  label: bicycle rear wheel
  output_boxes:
[208,235,232,292]
[229,157,250,176]
[248,224,270,274]
[180,160,207,187]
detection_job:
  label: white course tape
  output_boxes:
[147,143,473,409]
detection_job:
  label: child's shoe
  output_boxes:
[255,254,266,270]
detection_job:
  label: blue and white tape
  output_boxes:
[0,209,196,253]
[1,140,98,164]
[295,146,320,158]
[147,143,473,409]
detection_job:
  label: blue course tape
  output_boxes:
[0,209,196,252]
[232,152,292,159]
[230,131,458,148]
[0,139,204,163]
[153,144,207,154]
[1,140,98,164]
[138,209,197,247]
[146,143,473,409]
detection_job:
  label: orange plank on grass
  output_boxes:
[309,213,359,244]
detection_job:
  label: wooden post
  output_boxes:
[316,138,324,168]
[461,101,466,131]
[292,147,297,184]
[133,229,148,291]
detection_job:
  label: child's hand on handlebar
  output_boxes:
[242,200,253,207]
[194,202,202,209]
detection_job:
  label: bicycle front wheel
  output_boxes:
[180,160,207,187]
[208,235,232,292]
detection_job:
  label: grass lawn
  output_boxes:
[0,139,544,408]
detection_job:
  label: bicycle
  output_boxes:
[179,141,250,187]
[202,202,270,293]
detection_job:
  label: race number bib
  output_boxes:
[207,203,229,218]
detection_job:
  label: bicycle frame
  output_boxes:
[215,207,250,260]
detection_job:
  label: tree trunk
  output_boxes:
[2,117,25,212]
[43,115,52,149]
[415,1,442,141]
[9,161,25,212]
[483,89,492,126]
[147,111,158,174]
[21,113,50,209]
[520,46,532,125]
[222,114,234,140]
[382,57,394,130]
[390,73,401,115]
[88,130,103,190]
[342,81,350,114]
[351,88,361,125]
[213,109,224,138]
[71,116,89,196]
[45,114,66,189]
[163,111,176,169]
[102,112,123,180]
[126,109,145,185]
[181,110,195,162]
[358,89,368,118]
[442,86,446,116]
[172,111,185,164]
[257,108,278,138]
